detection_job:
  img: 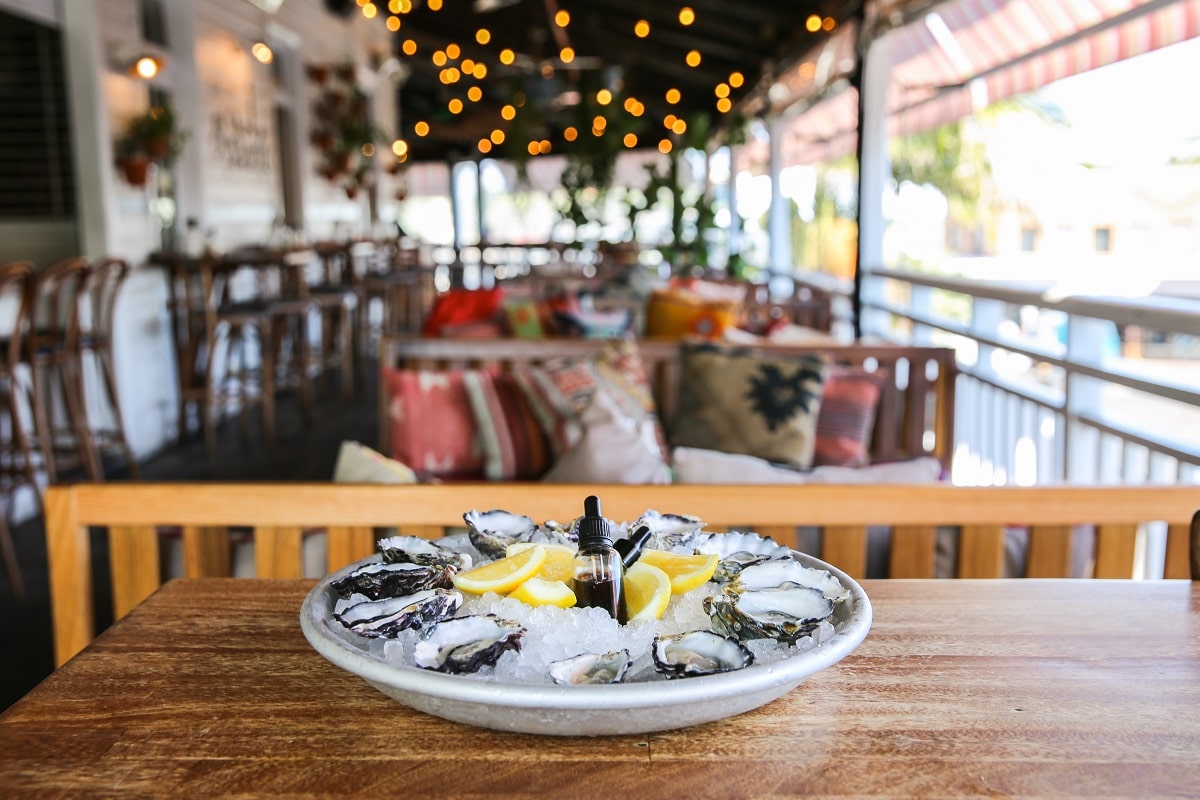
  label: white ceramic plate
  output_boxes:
[300,551,872,736]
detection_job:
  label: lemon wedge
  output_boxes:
[505,542,577,583]
[508,577,577,609]
[622,562,672,622]
[452,544,547,595]
[635,549,719,594]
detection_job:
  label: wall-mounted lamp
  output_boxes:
[251,40,274,64]
[113,43,169,80]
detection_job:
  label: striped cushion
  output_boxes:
[812,368,886,467]
[463,372,553,480]
[383,368,486,480]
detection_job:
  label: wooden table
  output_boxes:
[3,579,1197,797]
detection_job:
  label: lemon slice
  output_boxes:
[622,562,672,622]
[508,577,577,609]
[452,544,547,595]
[506,542,577,583]
[635,549,719,594]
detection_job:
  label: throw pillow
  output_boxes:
[512,338,667,460]
[332,440,418,483]
[542,387,672,484]
[383,367,486,480]
[671,344,829,469]
[463,371,553,480]
[812,368,887,467]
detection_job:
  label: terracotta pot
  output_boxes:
[306,64,330,84]
[145,137,170,161]
[118,155,150,186]
[345,185,359,199]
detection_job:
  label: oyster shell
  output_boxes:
[651,630,754,678]
[705,585,834,644]
[414,614,526,674]
[330,561,455,600]
[689,530,793,561]
[378,535,472,571]
[547,649,633,686]
[712,551,774,583]
[463,509,538,559]
[734,559,850,602]
[335,588,463,638]
[636,510,706,550]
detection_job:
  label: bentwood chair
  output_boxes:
[76,258,140,478]
[25,257,101,482]
[0,261,40,597]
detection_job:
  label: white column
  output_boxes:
[856,31,892,340]
[60,0,117,257]
[767,118,791,274]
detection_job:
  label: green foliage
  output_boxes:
[115,100,188,166]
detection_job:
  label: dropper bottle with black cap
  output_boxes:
[570,495,628,623]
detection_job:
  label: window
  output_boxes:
[1094,226,1112,253]
[0,10,76,220]
[1020,227,1039,252]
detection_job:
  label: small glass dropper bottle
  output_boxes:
[570,495,628,623]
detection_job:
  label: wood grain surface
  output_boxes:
[3,578,1198,798]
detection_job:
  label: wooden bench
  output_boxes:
[45,483,1198,667]
[379,336,959,472]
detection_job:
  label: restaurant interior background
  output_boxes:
[0,0,1197,517]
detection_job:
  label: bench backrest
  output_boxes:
[46,483,1197,667]
[379,336,958,471]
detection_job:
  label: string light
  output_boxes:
[685,50,701,67]
[728,71,744,88]
[538,139,551,154]
[634,20,650,37]
[822,17,837,31]
[251,43,274,64]
[671,118,687,134]
[716,97,732,113]
[663,113,677,128]
[679,7,694,25]
[361,143,376,157]
[448,98,463,114]
[388,0,400,11]
[623,133,637,148]
[427,0,441,9]
[666,88,681,104]
[402,39,417,56]
[362,2,377,18]
[446,43,460,59]
[467,86,482,102]
[392,139,409,157]
[476,28,491,44]
[445,67,461,82]
[432,50,447,66]
[806,14,821,32]
[563,126,578,141]
[560,46,575,64]
[658,139,672,154]
[527,141,539,155]
[501,104,516,120]
[499,48,515,65]
[715,83,729,98]
[596,89,612,105]
[414,121,430,137]
[478,138,492,154]
[490,129,506,144]
[461,58,475,73]
[385,15,400,31]
[592,115,607,131]
[472,63,487,79]
[133,56,160,78]
[554,9,570,26]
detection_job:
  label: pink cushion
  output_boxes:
[383,368,485,480]
[812,368,886,467]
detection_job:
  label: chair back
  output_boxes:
[0,261,35,368]
[81,258,130,346]
[31,257,89,353]
[44,482,1199,667]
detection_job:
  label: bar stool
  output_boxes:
[25,257,102,482]
[0,261,40,597]
[309,241,357,400]
[76,257,140,478]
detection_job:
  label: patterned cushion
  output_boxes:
[383,368,485,480]
[670,343,829,469]
[541,387,672,484]
[512,338,667,460]
[463,371,553,480]
[812,368,887,467]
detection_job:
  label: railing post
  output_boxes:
[1065,314,1111,482]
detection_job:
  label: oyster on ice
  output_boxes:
[378,535,472,571]
[414,615,526,674]
[547,649,633,686]
[705,585,834,644]
[734,559,851,602]
[335,588,463,638]
[711,551,773,583]
[635,510,706,550]
[651,630,754,678]
[330,561,456,600]
[463,509,538,559]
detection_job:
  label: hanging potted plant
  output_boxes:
[308,61,388,198]
[114,101,188,186]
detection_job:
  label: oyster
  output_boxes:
[712,551,773,583]
[705,585,834,644]
[414,614,526,674]
[689,530,793,560]
[651,630,754,679]
[330,561,455,600]
[636,510,706,550]
[335,588,463,638]
[734,559,850,602]
[378,535,472,571]
[547,649,633,686]
[463,509,538,559]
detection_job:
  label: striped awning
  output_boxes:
[751,0,1200,168]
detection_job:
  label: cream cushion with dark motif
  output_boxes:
[670,343,829,469]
